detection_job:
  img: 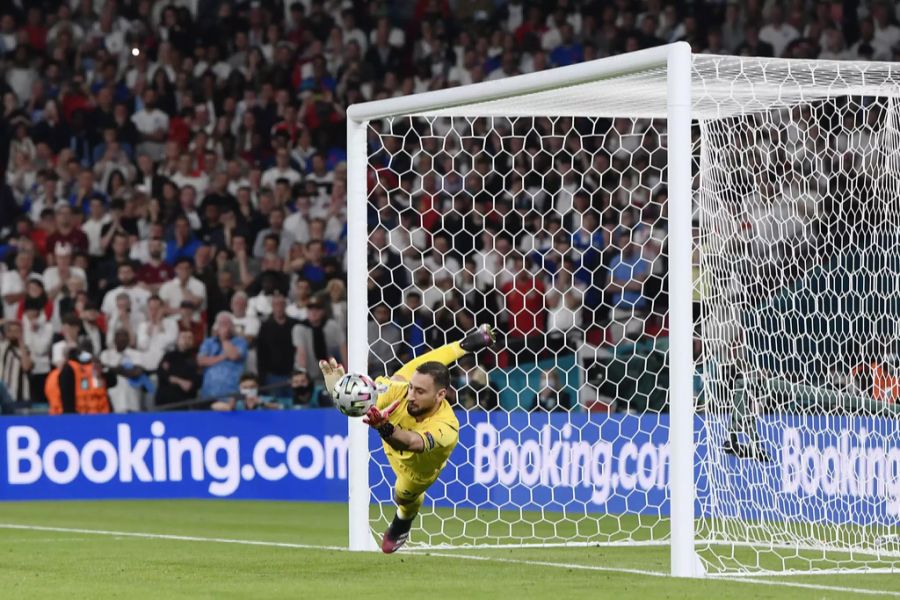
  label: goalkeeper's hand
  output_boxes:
[318,358,345,395]
[363,400,400,429]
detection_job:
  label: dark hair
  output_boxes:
[414,361,451,391]
[240,372,259,384]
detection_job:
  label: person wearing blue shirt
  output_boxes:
[198,311,249,401]
[549,24,584,67]
[166,215,201,264]
[607,238,651,344]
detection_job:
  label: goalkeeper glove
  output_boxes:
[460,324,497,353]
[363,400,401,439]
[318,358,345,395]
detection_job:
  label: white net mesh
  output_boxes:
[357,51,900,574]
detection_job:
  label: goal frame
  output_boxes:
[344,42,698,576]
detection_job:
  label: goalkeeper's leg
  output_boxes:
[391,324,496,382]
[382,475,430,553]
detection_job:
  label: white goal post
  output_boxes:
[345,42,900,577]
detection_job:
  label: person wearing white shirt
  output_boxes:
[131,89,170,161]
[230,291,261,341]
[81,197,111,258]
[305,154,334,199]
[422,234,461,276]
[22,300,53,404]
[158,258,207,316]
[104,292,144,349]
[874,3,900,51]
[1,250,32,320]
[284,204,311,244]
[849,17,893,61]
[758,5,799,57]
[42,244,88,299]
[170,154,210,198]
[253,207,297,259]
[100,329,148,413]
[546,269,583,338]
[474,234,513,291]
[136,295,178,370]
[261,148,302,190]
[101,262,151,321]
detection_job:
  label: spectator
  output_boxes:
[51,312,85,368]
[2,250,34,320]
[252,206,296,259]
[230,291,261,344]
[136,235,175,294]
[323,278,347,328]
[136,295,178,370]
[100,328,150,412]
[0,319,33,403]
[198,311,249,402]
[93,231,131,300]
[500,255,546,340]
[46,203,88,256]
[165,215,201,265]
[286,278,312,321]
[104,292,141,348]
[536,370,572,412]
[42,243,87,300]
[131,89,169,160]
[21,296,52,404]
[46,341,110,415]
[172,300,205,350]
[154,330,200,409]
[82,196,110,258]
[101,261,150,321]
[366,302,401,375]
[212,372,280,411]
[294,296,347,384]
[606,234,652,344]
[222,234,260,290]
[261,148,302,189]
[79,299,105,356]
[546,268,583,346]
[158,257,207,316]
[289,367,330,408]
[256,292,299,399]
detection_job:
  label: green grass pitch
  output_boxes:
[0,500,897,599]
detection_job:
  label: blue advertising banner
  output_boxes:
[3,411,899,528]
[1,411,350,501]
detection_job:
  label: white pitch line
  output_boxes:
[0,523,346,552]
[1,523,898,598]
[424,552,900,597]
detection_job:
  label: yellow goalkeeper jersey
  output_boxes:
[374,377,459,484]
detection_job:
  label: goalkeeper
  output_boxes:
[319,325,496,553]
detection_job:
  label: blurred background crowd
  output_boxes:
[0,0,897,414]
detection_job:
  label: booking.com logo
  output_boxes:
[5,422,349,496]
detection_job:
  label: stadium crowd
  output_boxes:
[0,0,898,414]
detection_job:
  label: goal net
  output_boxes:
[347,44,900,576]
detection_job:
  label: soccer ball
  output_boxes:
[332,373,379,417]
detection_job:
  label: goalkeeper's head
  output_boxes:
[407,361,451,418]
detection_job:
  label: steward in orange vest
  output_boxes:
[46,350,110,415]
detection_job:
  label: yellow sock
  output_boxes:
[394,342,466,381]
[397,497,423,520]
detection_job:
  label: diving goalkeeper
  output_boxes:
[319,325,496,553]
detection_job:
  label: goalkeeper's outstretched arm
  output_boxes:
[390,324,496,383]
[318,325,496,395]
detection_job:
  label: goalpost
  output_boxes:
[345,42,900,577]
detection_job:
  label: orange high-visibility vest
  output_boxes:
[46,360,110,415]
